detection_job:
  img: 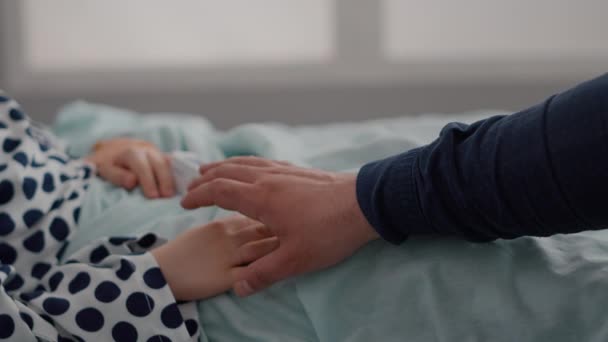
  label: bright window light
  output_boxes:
[383,0,608,61]
[22,0,334,71]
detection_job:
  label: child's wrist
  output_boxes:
[150,243,183,300]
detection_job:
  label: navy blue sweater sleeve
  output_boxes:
[357,73,608,243]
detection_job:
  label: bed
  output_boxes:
[53,101,608,342]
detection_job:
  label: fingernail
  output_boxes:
[235,280,254,297]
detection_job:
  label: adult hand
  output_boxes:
[181,157,380,297]
[86,138,175,198]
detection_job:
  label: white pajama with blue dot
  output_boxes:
[0,92,200,341]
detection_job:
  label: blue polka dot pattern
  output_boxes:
[0,213,15,235]
[49,217,69,241]
[30,158,45,168]
[90,245,110,263]
[82,166,92,179]
[42,172,55,192]
[19,312,34,330]
[68,191,79,200]
[23,209,44,228]
[160,303,183,329]
[0,314,15,338]
[112,321,138,342]
[49,271,64,291]
[137,234,157,248]
[75,308,104,332]
[12,152,28,167]
[68,272,91,294]
[70,335,85,342]
[43,297,70,315]
[95,281,121,303]
[20,290,43,302]
[22,177,37,200]
[50,198,65,211]
[23,231,45,252]
[5,273,24,291]
[143,267,166,289]
[185,319,198,336]
[0,242,17,264]
[9,108,24,121]
[39,142,50,152]
[116,259,136,281]
[0,180,15,205]
[126,292,155,317]
[55,242,69,260]
[3,138,21,153]
[39,313,54,325]
[49,155,68,164]
[0,264,10,275]
[31,262,51,279]
[109,237,133,246]
[73,207,81,223]
[147,335,171,342]
[0,96,197,340]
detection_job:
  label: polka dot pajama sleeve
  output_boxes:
[0,93,200,341]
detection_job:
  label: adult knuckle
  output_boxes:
[126,146,139,155]
[211,179,232,198]
[209,178,225,189]
[283,253,301,276]
[241,156,259,162]
[205,167,219,179]
[250,267,272,287]
[215,164,235,176]
[254,176,273,189]
[238,247,253,264]
[207,220,227,235]
[254,224,269,236]
[227,156,247,163]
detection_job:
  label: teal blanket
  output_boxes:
[54,101,608,341]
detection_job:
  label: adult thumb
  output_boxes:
[232,248,291,297]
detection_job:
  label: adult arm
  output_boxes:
[357,73,608,243]
[181,73,608,296]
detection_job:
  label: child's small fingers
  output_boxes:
[147,151,175,197]
[232,223,274,246]
[119,151,159,198]
[98,164,137,189]
[234,237,280,266]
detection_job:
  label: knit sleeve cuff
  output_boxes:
[355,147,430,244]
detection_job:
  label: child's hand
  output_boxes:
[86,138,175,198]
[151,215,280,301]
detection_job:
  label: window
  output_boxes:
[383,0,608,61]
[3,0,607,93]
[22,0,334,72]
